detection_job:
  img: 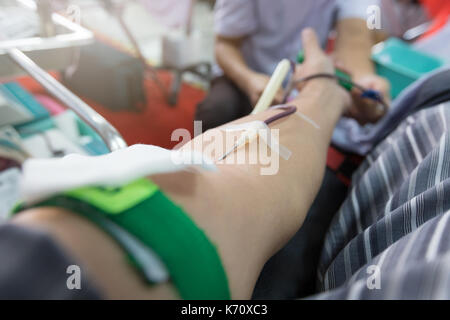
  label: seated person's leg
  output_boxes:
[195,76,252,132]
[11,30,351,299]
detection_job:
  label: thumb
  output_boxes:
[302,28,322,60]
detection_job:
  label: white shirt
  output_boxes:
[214,0,379,76]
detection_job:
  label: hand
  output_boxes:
[346,74,391,125]
[244,72,285,106]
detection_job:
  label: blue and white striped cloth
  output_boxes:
[313,103,450,299]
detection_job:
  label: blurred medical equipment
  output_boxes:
[296,52,352,91]
[143,0,213,105]
[97,0,169,104]
[0,92,34,127]
[413,22,450,61]
[290,73,389,113]
[380,0,429,41]
[97,0,211,106]
[0,0,126,152]
[332,66,450,155]
[252,59,291,115]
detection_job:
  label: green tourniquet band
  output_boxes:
[65,178,160,214]
[15,179,230,300]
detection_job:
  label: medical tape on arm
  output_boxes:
[222,121,292,160]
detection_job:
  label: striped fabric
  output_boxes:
[313,103,450,299]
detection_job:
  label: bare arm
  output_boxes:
[12,30,349,300]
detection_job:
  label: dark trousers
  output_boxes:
[252,169,349,299]
[195,76,253,132]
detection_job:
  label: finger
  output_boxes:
[302,28,323,60]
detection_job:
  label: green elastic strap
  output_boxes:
[15,179,230,300]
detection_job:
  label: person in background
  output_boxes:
[195,0,391,132]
